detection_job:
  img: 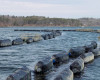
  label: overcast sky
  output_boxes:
[0,0,100,18]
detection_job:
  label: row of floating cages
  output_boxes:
[76,29,94,32]
[76,29,100,33]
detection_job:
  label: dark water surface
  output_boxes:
[0,26,100,80]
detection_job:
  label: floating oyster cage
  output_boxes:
[20,33,42,41]
[6,66,31,80]
[98,36,100,41]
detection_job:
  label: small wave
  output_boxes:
[0,67,18,71]
[0,50,19,53]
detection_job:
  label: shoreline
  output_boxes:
[0,26,100,28]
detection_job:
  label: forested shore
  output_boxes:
[0,15,100,27]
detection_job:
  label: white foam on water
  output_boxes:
[62,32,66,36]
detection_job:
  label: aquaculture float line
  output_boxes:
[0,30,62,47]
[14,29,100,33]
[14,29,62,32]
[6,41,100,80]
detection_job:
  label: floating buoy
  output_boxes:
[6,66,31,80]
[48,33,53,39]
[54,68,73,80]
[0,39,12,47]
[69,46,85,58]
[52,51,69,65]
[12,38,23,45]
[92,48,100,57]
[26,38,33,44]
[91,41,97,49]
[34,57,53,74]
[80,52,94,63]
[33,34,42,42]
[70,57,84,74]
[42,34,49,40]
[84,44,94,53]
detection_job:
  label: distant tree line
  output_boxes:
[79,18,100,27]
[0,15,82,27]
[0,15,100,27]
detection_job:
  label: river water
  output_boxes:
[0,26,100,80]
